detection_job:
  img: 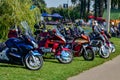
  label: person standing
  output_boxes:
[117,22,120,37]
[110,22,117,37]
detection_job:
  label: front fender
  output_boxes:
[62,48,70,51]
[30,50,42,56]
[86,45,93,49]
[82,44,93,51]
[85,45,95,54]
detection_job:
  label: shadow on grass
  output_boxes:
[44,59,60,64]
[0,63,25,69]
[73,55,106,62]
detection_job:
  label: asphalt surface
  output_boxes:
[68,55,120,80]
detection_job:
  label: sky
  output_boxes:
[44,0,72,8]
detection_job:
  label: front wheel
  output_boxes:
[110,42,116,53]
[24,54,43,70]
[83,48,95,61]
[99,45,110,58]
[57,50,73,64]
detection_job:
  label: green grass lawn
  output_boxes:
[0,38,120,80]
[103,9,120,19]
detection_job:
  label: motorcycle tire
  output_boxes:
[24,54,43,70]
[99,45,110,58]
[57,50,73,64]
[83,48,95,61]
[110,42,116,53]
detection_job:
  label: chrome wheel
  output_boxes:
[99,45,110,58]
[57,50,73,64]
[83,48,95,61]
[24,55,43,70]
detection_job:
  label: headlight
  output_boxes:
[32,41,38,48]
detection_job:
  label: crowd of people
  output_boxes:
[8,16,118,39]
[75,18,120,37]
[110,22,120,37]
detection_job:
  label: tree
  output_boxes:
[94,0,104,17]
[87,0,90,14]
[118,0,120,9]
[94,0,98,18]
[71,0,87,19]
[0,0,40,40]
[98,0,104,17]
[32,0,46,13]
[71,0,78,5]
[83,0,86,18]
[103,0,120,9]
[104,0,107,9]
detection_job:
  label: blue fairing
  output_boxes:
[32,50,41,56]
[25,45,33,50]
[5,38,23,48]
[17,43,33,51]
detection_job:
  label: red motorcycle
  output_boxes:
[35,25,73,64]
[64,27,95,61]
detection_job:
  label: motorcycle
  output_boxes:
[64,26,95,61]
[89,34,110,58]
[0,21,43,70]
[89,24,115,58]
[34,25,73,64]
[100,25,116,53]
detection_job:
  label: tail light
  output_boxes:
[101,31,104,34]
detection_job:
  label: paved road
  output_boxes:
[68,55,120,80]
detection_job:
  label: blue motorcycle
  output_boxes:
[0,21,43,70]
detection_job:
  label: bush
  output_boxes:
[0,0,40,40]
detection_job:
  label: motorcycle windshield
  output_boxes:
[20,21,35,41]
[21,21,32,36]
[53,25,66,42]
